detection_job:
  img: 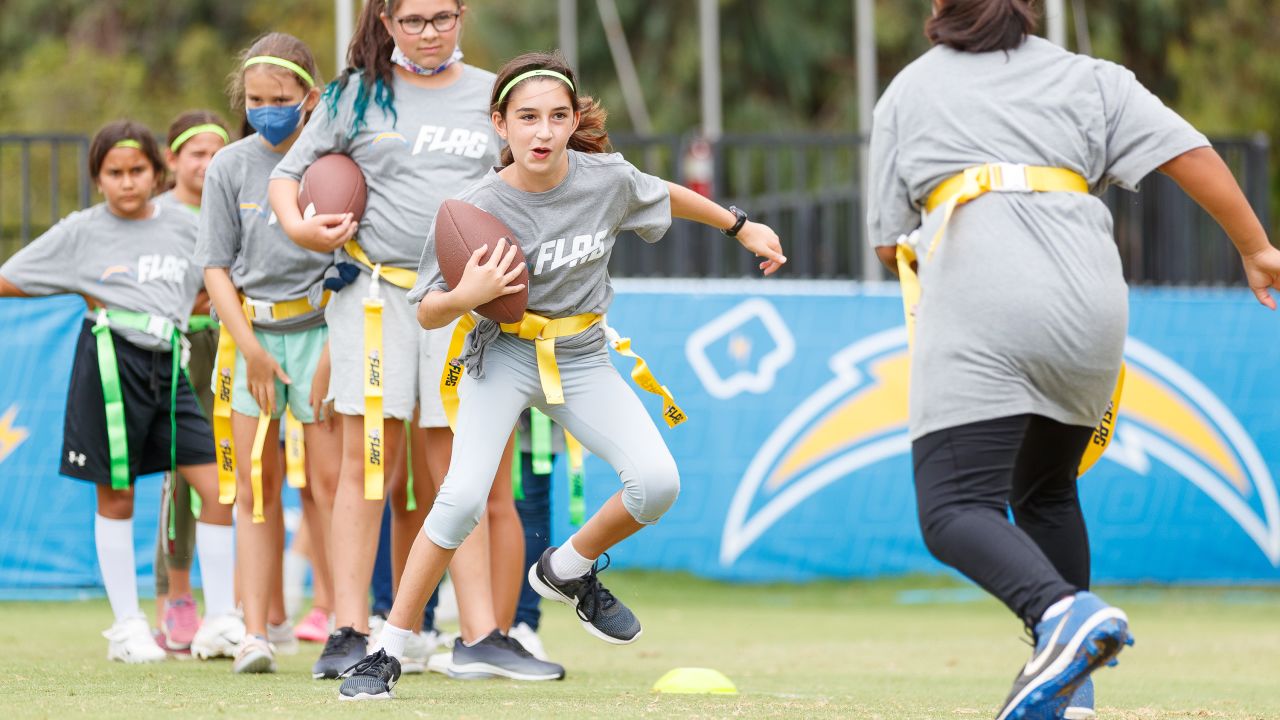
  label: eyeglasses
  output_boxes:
[395,12,460,35]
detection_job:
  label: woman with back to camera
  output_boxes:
[867,1,1279,718]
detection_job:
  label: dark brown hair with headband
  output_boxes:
[227,32,322,138]
[88,120,166,181]
[166,110,231,154]
[491,51,609,167]
[926,0,1038,53]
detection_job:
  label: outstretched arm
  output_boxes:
[1160,147,1279,308]
[666,182,787,275]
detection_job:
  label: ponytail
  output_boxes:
[490,51,611,167]
[926,0,1038,53]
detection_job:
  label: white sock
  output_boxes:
[94,514,140,623]
[196,522,236,619]
[379,623,412,659]
[1041,595,1076,623]
[550,537,595,580]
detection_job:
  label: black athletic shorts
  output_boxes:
[61,319,216,485]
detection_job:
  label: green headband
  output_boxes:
[170,123,230,153]
[498,69,575,103]
[243,55,316,88]
[113,139,143,150]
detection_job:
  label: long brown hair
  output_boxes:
[327,0,464,137]
[490,51,609,167]
[926,0,1038,53]
[227,32,322,139]
[89,120,165,182]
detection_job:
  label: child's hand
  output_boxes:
[737,221,787,276]
[455,237,526,308]
[1242,245,1280,310]
[295,212,357,252]
[245,346,291,417]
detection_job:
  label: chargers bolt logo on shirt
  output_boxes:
[720,326,1280,569]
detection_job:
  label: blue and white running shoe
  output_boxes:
[995,592,1133,720]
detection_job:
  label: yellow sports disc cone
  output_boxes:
[652,667,738,695]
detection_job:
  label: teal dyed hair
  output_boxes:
[325,69,398,139]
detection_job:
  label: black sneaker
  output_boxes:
[528,548,641,645]
[449,629,565,681]
[337,649,401,701]
[312,626,369,680]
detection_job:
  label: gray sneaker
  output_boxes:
[449,630,565,681]
[312,626,368,680]
[529,548,642,645]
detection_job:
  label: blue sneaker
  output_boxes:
[995,592,1133,720]
[1064,677,1095,719]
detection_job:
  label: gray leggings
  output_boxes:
[423,333,679,549]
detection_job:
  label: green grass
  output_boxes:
[3,574,1279,719]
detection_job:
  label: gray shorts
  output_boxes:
[423,332,680,549]
[325,272,423,420]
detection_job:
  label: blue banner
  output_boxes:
[4,286,1280,595]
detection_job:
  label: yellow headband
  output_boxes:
[170,123,230,153]
[498,69,575,103]
[113,139,143,150]
[243,55,316,88]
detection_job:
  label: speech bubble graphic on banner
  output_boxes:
[685,298,795,400]
[721,327,1280,568]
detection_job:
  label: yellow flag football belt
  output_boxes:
[211,292,329,522]
[344,239,416,501]
[895,162,1119,475]
[439,311,688,431]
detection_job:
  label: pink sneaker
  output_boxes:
[293,608,331,643]
[161,593,200,650]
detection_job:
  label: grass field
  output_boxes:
[4,574,1279,719]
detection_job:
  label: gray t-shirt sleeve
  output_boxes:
[195,154,241,268]
[866,88,919,248]
[0,215,82,294]
[1095,60,1210,191]
[271,92,354,182]
[408,215,448,304]
[619,166,672,243]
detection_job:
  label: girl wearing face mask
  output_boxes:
[151,109,230,654]
[0,121,235,665]
[196,32,342,674]
[268,0,556,683]
[335,51,785,701]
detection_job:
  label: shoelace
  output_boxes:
[324,628,361,656]
[574,554,618,623]
[345,649,391,677]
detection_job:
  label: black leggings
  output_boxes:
[913,414,1094,628]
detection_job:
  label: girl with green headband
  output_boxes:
[0,119,236,665]
[197,31,343,674]
[336,50,785,701]
[150,108,229,657]
[269,0,560,685]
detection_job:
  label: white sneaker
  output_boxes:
[233,635,277,674]
[426,650,452,675]
[508,622,550,662]
[103,615,167,664]
[268,621,299,656]
[191,612,245,660]
[401,630,441,674]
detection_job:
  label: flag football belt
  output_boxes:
[439,311,688,432]
[344,239,417,501]
[895,163,1119,475]
[211,292,328,521]
[92,309,186,491]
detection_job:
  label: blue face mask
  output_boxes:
[247,102,304,146]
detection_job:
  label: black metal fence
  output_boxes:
[1,132,1271,286]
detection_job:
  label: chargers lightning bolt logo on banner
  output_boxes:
[720,326,1280,568]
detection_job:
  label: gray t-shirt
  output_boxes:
[867,37,1210,439]
[0,203,203,351]
[408,150,671,373]
[197,135,333,331]
[156,189,200,216]
[272,66,502,270]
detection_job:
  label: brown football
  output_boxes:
[298,154,367,221]
[434,199,529,324]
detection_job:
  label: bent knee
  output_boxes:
[625,456,680,524]
[422,480,487,549]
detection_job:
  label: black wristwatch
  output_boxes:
[722,205,748,238]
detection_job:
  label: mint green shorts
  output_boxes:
[231,325,328,422]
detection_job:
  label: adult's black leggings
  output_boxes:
[912,414,1094,628]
